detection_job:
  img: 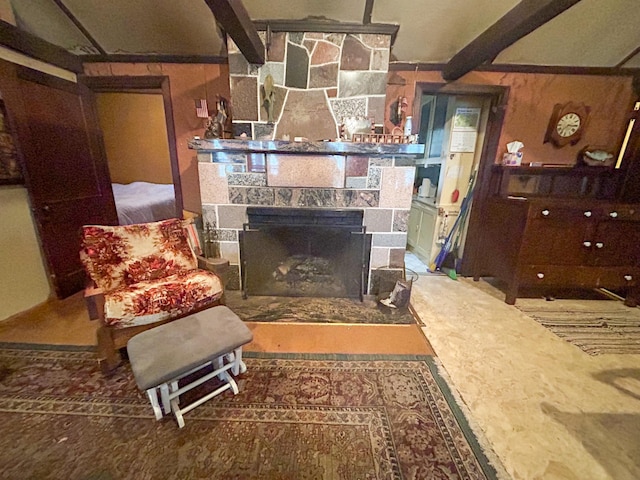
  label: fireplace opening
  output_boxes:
[239,207,371,299]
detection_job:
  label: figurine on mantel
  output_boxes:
[261,74,276,124]
[204,95,233,139]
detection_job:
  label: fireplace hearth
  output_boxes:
[240,207,371,299]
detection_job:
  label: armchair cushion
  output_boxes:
[80,218,197,293]
[104,270,223,328]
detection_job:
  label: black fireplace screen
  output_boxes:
[239,207,371,299]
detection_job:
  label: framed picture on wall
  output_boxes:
[0,97,24,185]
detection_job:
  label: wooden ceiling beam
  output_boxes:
[0,20,83,73]
[205,0,264,64]
[442,0,583,81]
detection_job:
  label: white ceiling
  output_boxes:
[6,0,640,69]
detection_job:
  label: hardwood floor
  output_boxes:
[0,292,435,356]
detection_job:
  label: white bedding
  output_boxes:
[112,182,177,225]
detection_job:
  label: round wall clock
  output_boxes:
[543,102,591,148]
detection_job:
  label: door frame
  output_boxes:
[413,82,510,276]
[80,75,184,215]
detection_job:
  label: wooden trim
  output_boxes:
[51,0,106,56]
[389,61,640,77]
[80,74,185,216]
[17,65,78,94]
[80,54,228,64]
[205,0,264,64]
[442,0,583,81]
[0,20,83,73]
[253,20,399,37]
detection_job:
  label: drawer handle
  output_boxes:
[609,211,618,218]
[624,275,633,281]
[541,209,550,216]
[537,273,545,279]
[583,241,592,247]
[584,211,592,217]
[595,242,604,249]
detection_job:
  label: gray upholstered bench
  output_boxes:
[127,305,253,428]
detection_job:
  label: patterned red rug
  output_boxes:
[0,344,500,479]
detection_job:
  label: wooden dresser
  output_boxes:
[474,166,640,306]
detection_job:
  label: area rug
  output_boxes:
[515,299,640,355]
[0,344,500,479]
[225,290,417,325]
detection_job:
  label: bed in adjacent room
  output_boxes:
[112,182,177,225]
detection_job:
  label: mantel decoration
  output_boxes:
[544,101,591,148]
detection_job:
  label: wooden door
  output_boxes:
[0,61,118,298]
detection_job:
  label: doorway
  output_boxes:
[83,76,183,224]
[408,83,509,276]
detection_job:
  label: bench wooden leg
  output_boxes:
[147,389,163,420]
[97,325,122,374]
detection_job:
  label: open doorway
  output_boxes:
[84,76,183,225]
[407,83,508,276]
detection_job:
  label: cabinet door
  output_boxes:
[416,207,438,261]
[407,207,422,247]
[521,217,593,265]
[592,220,640,266]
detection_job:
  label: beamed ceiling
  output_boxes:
[2,0,640,79]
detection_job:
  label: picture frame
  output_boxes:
[0,98,24,185]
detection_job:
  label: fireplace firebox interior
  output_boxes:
[240,207,371,299]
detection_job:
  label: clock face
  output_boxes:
[556,112,581,137]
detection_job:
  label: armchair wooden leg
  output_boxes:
[97,325,122,374]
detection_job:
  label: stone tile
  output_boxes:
[371,49,390,71]
[340,35,371,71]
[248,153,267,171]
[274,90,338,141]
[297,189,337,208]
[215,229,237,242]
[227,38,239,54]
[371,233,407,248]
[311,41,340,64]
[346,177,367,189]
[197,152,213,163]
[330,97,367,124]
[274,188,294,207]
[389,248,406,268]
[289,32,304,45]
[367,96,386,124]
[227,172,266,187]
[233,122,252,138]
[303,39,316,53]
[305,33,324,40]
[230,76,258,121]
[346,156,369,176]
[258,62,285,86]
[248,63,259,76]
[367,166,381,189]
[198,163,229,204]
[309,63,339,89]
[326,88,338,98]
[220,241,240,264]
[226,264,241,290]
[379,167,415,209]
[225,164,246,174]
[370,247,390,269]
[285,42,309,89]
[325,33,345,46]
[217,205,247,229]
[267,32,286,62]
[254,123,275,141]
[213,152,247,164]
[339,71,387,97]
[369,267,404,296]
[229,187,274,205]
[339,190,378,207]
[201,204,217,228]
[393,209,410,232]
[370,158,393,167]
[360,34,391,49]
[228,53,248,75]
[394,157,415,166]
[267,155,345,188]
[364,208,393,232]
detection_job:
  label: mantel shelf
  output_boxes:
[492,164,617,176]
[189,138,426,157]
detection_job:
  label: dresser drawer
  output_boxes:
[518,265,600,288]
[595,267,640,288]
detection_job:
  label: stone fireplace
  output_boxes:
[192,138,424,296]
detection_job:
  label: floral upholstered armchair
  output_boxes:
[80,218,224,373]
